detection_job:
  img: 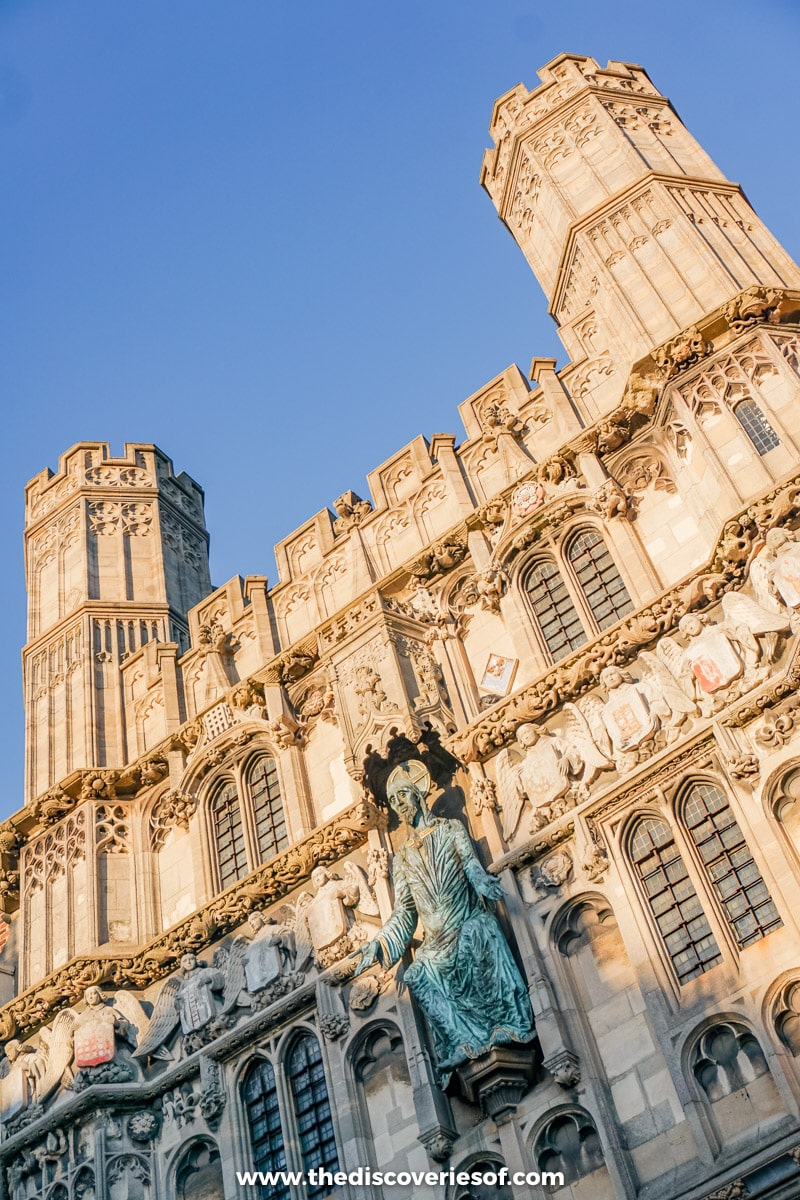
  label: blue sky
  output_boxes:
[2,0,798,810]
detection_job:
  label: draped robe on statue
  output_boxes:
[373,815,533,1083]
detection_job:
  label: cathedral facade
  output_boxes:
[3,50,800,1200]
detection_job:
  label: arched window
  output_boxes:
[212,780,248,889]
[535,1111,605,1186]
[771,765,800,859]
[287,1034,339,1196]
[524,559,586,661]
[774,981,800,1056]
[683,781,782,946]
[242,1059,290,1200]
[353,1025,415,1170]
[734,399,781,455]
[630,816,721,983]
[567,528,633,629]
[453,1158,512,1200]
[175,1141,224,1200]
[249,756,288,863]
[691,1020,784,1143]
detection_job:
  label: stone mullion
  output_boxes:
[706,378,774,498]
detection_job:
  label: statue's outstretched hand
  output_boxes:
[353,939,380,976]
[480,874,505,903]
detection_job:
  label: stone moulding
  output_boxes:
[0,797,385,1043]
[450,470,800,764]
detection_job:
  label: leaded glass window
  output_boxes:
[734,399,781,455]
[630,816,722,983]
[249,756,288,864]
[567,528,633,629]
[683,781,782,947]
[243,1059,290,1200]
[287,1034,339,1197]
[525,559,586,661]
[212,781,248,889]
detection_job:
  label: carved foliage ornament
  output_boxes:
[150,790,198,850]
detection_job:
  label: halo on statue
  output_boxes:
[386,760,431,801]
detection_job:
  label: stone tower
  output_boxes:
[481,53,800,417]
[22,442,212,802]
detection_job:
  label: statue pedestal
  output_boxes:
[454,1045,537,1123]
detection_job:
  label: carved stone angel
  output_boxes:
[0,1039,46,1123]
[132,952,226,1062]
[289,863,379,969]
[674,611,778,714]
[754,528,800,612]
[220,911,300,1011]
[598,658,696,767]
[720,589,790,667]
[495,716,609,839]
[0,987,142,1119]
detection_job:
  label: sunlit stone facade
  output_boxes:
[2,52,800,1200]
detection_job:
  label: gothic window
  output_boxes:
[242,1059,290,1200]
[629,816,722,983]
[566,527,633,629]
[734,399,781,455]
[772,765,800,860]
[524,558,587,661]
[774,982,800,1057]
[212,780,248,889]
[453,1158,513,1200]
[682,781,782,947]
[208,754,289,893]
[693,1022,770,1101]
[690,1021,784,1142]
[175,1141,224,1200]
[353,1025,415,1167]
[248,756,288,863]
[535,1111,605,1186]
[287,1033,339,1197]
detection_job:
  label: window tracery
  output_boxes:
[242,1058,290,1200]
[629,815,722,983]
[687,1019,786,1145]
[733,398,781,455]
[241,1034,338,1200]
[524,558,586,661]
[565,527,633,629]
[249,757,288,863]
[175,1140,224,1200]
[207,753,288,892]
[453,1157,512,1200]
[534,1111,605,1186]
[682,781,782,946]
[774,981,800,1056]
[211,780,247,890]
[692,1021,770,1101]
[522,527,632,663]
[287,1033,339,1196]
